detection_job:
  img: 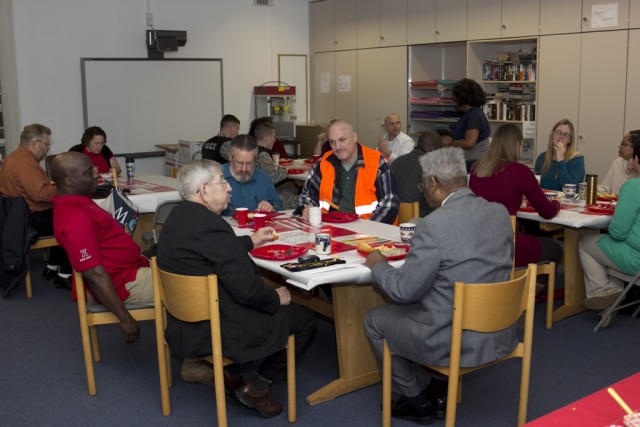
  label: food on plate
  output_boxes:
[247,212,255,219]
[357,242,406,257]
[625,413,640,427]
[597,191,618,201]
[272,231,279,241]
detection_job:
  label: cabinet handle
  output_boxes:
[502,24,507,29]
[578,134,584,140]
[380,35,384,40]
[583,16,588,22]
[334,40,338,45]
[435,30,440,35]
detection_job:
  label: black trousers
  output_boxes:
[28,209,71,274]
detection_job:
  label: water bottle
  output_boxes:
[125,157,135,183]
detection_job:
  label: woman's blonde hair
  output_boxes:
[540,119,577,174]
[472,124,522,178]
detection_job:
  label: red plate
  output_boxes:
[518,205,536,213]
[287,168,307,175]
[357,243,410,260]
[322,212,360,223]
[304,158,315,164]
[232,211,283,223]
[586,204,615,215]
[250,244,308,260]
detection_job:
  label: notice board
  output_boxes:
[81,58,223,156]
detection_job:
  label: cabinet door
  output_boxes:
[582,0,629,31]
[313,52,336,124]
[312,0,335,52]
[467,0,502,40]
[381,0,407,46]
[536,34,581,160]
[334,0,357,50]
[335,50,359,127]
[626,30,640,130]
[539,0,582,34]
[579,31,628,178]
[502,0,540,37]
[357,0,381,49]
[435,0,467,42]
[408,0,436,44]
[630,0,640,28]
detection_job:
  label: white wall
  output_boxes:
[7,0,309,161]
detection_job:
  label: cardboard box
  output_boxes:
[296,124,327,157]
[178,140,204,164]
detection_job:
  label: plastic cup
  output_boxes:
[315,233,332,255]
[236,208,249,226]
[272,153,280,165]
[313,154,320,163]
[253,213,267,231]
[309,207,322,226]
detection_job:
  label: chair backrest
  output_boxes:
[398,202,420,224]
[454,264,536,334]
[510,215,516,279]
[44,155,56,179]
[151,257,218,324]
[151,200,182,243]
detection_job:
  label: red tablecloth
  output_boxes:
[525,372,640,426]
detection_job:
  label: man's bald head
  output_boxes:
[51,152,98,196]
[417,131,443,154]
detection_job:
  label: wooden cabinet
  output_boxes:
[626,30,640,130]
[582,0,629,31]
[630,0,640,28]
[312,0,335,52]
[407,0,436,45]
[537,31,628,178]
[312,51,358,125]
[357,47,407,148]
[313,52,336,124]
[408,43,467,138]
[335,0,357,51]
[468,0,539,40]
[357,0,407,49]
[435,0,467,42]
[539,0,582,34]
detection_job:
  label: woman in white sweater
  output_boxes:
[598,130,640,194]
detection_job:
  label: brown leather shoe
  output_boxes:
[180,359,214,384]
[223,369,244,393]
[234,382,283,418]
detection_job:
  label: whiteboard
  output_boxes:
[82,58,223,156]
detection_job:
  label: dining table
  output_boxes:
[517,199,613,325]
[229,210,406,406]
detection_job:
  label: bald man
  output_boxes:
[391,131,444,217]
[50,152,152,345]
[377,113,415,162]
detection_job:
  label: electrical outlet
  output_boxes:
[146,12,153,27]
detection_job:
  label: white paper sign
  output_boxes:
[591,3,618,28]
[522,121,536,139]
[337,75,352,92]
[320,72,330,94]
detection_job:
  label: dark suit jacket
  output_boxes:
[371,188,516,367]
[156,201,288,363]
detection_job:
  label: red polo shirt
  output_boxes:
[51,195,149,302]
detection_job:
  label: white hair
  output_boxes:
[176,159,222,199]
[419,147,468,190]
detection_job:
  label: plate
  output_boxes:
[322,212,360,223]
[357,243,410,260]
[232,211,282,223]
[518,206,536,213]
[250,244,308,260]
[304,158,315,164]
[586,204,615,215]
[287,168,307,175]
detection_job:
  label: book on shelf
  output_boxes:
[410,110,463,121]
[410,79,458,91]
[410,97,456,105]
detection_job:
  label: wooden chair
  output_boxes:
[150,257,297,424]
[382,264,537,427]
[25,237,58,298]
[510,216,557,329]
[398,202,420,224]
[73,269,156,396]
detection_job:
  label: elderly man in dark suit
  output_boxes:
[364,147,514,424]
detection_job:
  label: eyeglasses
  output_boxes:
[553,130,571,140]
[232,159,256,168]
[34,138,51,147]
[620,141,632,147]
[196,178,228,194]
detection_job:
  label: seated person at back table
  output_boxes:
[298,119,399,224]
[391,131,443,218]
[249,116,289,160]
[364,147,515,424]
[435,128,454,148]
[69,126,121,175]
[598,130,640,195]
[534,118,585,191]
[156,159,316,418]
[201,114,240,163]
[253,122,288,185]
[50,152,153,344]
[470,123,563,268]
[377,113,415,162]
[221,134,283,216]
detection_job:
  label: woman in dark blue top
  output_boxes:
[534,118,585,191]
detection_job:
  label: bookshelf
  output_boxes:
[467,38,538,166]
[408,43,466,139]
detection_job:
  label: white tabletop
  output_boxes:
[232,211,406,291]
[516,204,612,229]
[95,173,180,214]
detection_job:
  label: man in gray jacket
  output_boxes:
[364,147,514,424]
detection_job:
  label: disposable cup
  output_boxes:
[253,213,267,231]
[236,208,249,226]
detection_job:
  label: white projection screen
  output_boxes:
[81,58,223,155]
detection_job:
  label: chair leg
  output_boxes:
[382,339,392,427]
[79,317,97,396]
[286,334,296,423]
[25,270,33,299]
[212,353,228,427]
[156,339,171,416]
[594,282,634,332]
[445,376,459,427]
[90,326,101,362]
[538,262,556,330]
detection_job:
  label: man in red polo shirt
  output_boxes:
[49,152,151,344]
